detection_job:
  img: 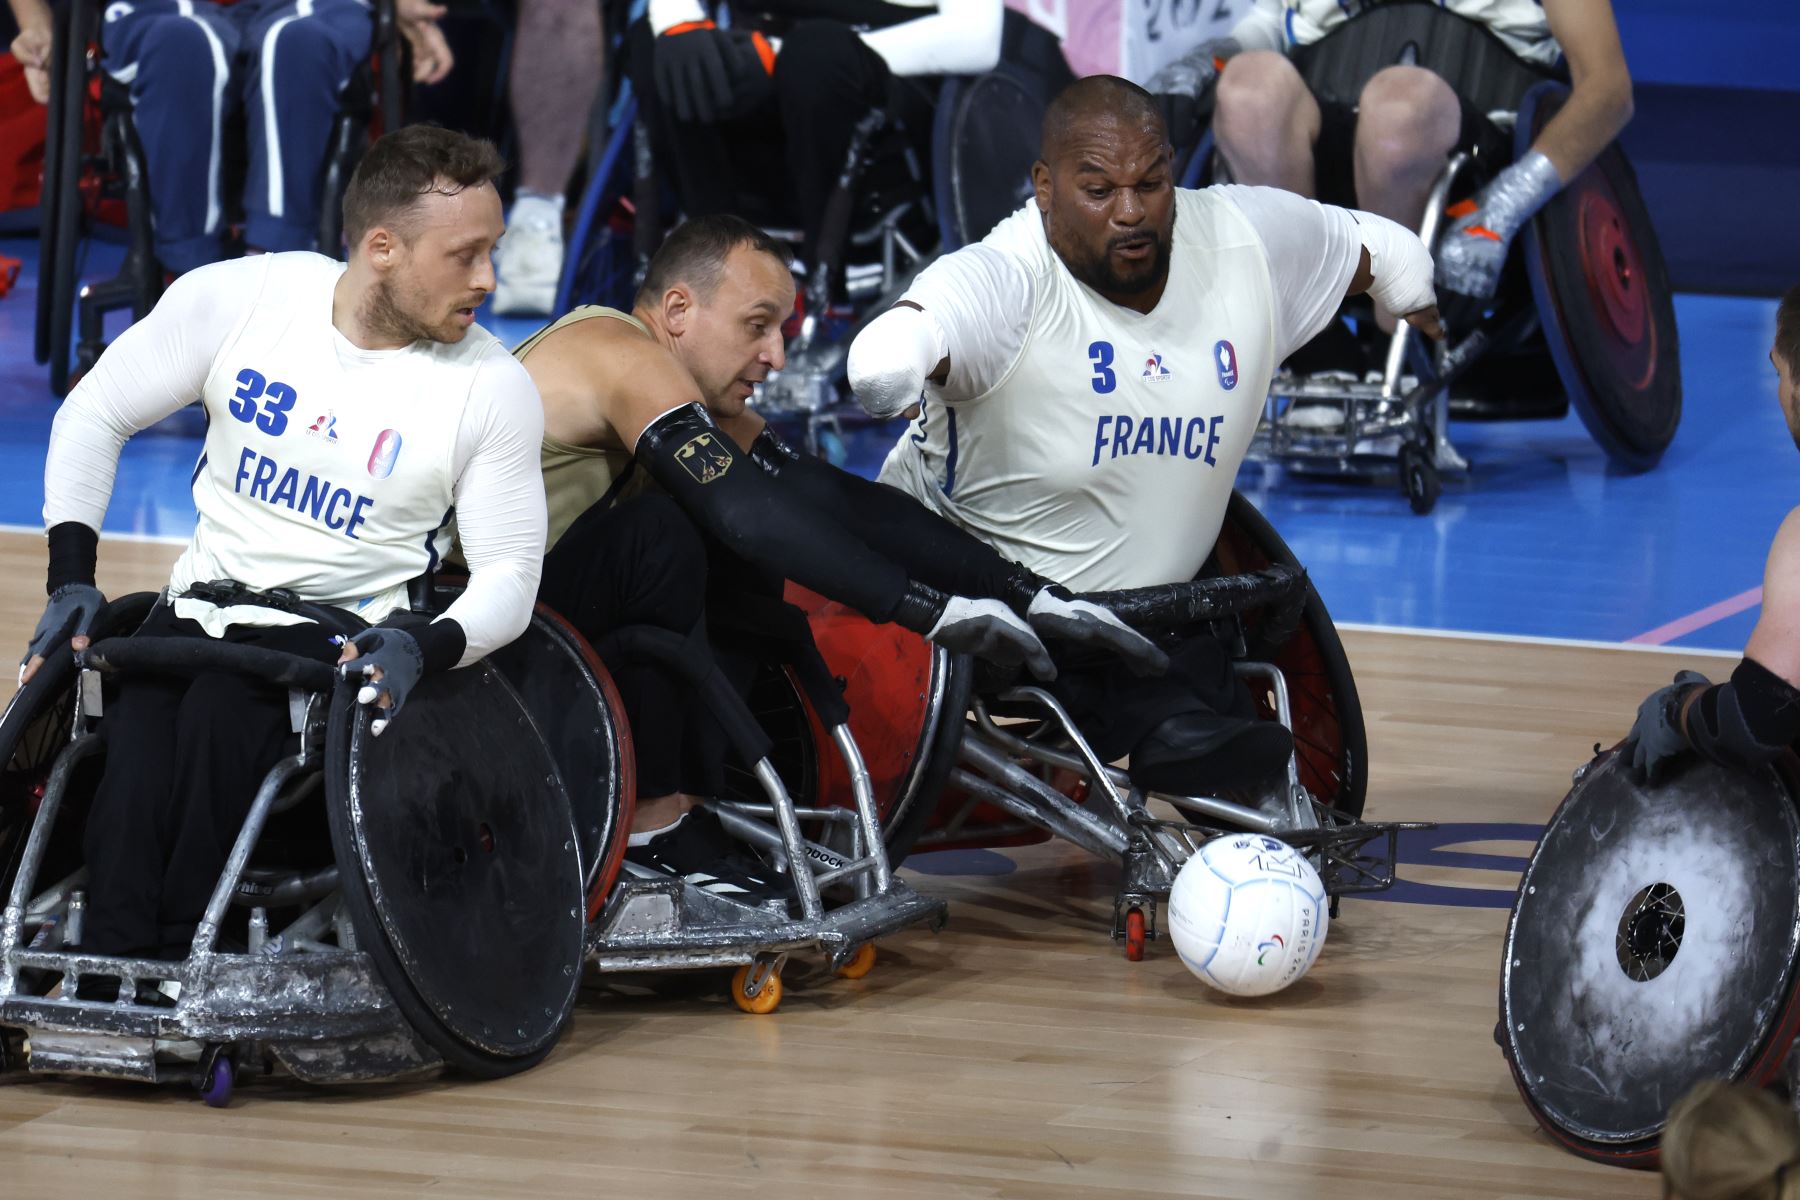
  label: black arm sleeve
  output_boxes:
[751,428,1045,612]
[410,618,467,674]
[47,521,99,593]
[637,405,916,624]
[1685,656,1800,770]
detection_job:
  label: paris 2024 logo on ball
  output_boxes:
[1167,835,1327,997]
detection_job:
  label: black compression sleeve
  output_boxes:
[47,521,99,593]
[1685,657,1800,769]
[764,446,1047,612]
[409,618,467,674]
[636,404,913,623]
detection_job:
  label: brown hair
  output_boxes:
[635,214,791,307]
[1778,282,1800,372]
[341,125,506,249]
[1661,1079,1800,1200]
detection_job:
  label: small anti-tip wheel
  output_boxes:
[730,964,783,1015]
[1398,443,1440,515]
[197,1046,235,1108]
[836,943,877,980]
[1124,908,1147,962]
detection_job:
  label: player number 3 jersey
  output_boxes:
[880,189,1283,592]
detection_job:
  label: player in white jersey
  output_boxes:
[17,126,546,972]
[1148,0,1634,303]
[846,75,1438,796]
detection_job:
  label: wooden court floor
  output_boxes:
[0,534,1720,1198]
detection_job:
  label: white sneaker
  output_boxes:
[1285,404,1345,429]
[493,192,565,317]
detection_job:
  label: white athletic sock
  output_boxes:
[510,190,565,222]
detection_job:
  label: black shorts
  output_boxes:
[1304,77,1512,209]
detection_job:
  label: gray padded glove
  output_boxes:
[927,595,1056,680]
[349,627,425,737]
[20,582,105,679]
[1027,587,1168,677]
[1622,669,1710,784]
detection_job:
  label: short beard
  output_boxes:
[361,277,439,346]
[1058,201,1176,299]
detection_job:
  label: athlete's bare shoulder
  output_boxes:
[1747,506,1800,682]
[1767,507,1800,598]
[523,309,683,450]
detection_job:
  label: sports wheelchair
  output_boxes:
[555,16,1063,454]
[32,0,405,396]
[484,585,949,1015]
[0,576,946,1098]
[1178,3,1681,514]
[0,590,588,1098]
[1500,746,1800,1169]
[771,491,1424,960]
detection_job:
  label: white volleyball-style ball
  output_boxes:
[1167,833,1329,996]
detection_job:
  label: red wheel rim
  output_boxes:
[1575,183,1655,390]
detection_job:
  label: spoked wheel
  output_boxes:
[932,65,1052,249]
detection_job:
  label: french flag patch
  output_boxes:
[1214,339,1238,391]
[367,429,403,479]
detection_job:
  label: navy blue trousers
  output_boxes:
[101,0,372,273]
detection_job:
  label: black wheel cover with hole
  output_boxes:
[1217,492,1368,821]
[1518,83,1681,469]
[1502,752,1800,1166]
[325,665,585,1077]
[933,65,1050,250]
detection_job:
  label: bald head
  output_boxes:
[1039,75,1168,166]
[1030,75,1176,311]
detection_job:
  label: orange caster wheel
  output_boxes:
[836,943,877,980]
[1124,908,1146,962]
[730,963,783,1014]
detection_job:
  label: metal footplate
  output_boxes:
[587,869,947,975]
[0,948,440,1084]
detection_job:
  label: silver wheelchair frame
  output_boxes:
[0,671,440,1098]
[929,568,1426,958]
[579,620,947,1011]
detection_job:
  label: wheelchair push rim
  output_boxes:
[0,593,159,898]
[1500,750,1800,1167]
[1519,82,1681,471]
[768,585,974,864]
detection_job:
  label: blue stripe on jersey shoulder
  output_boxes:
[942,406,959,498]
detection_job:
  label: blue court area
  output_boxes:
[0,234,1784,654]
